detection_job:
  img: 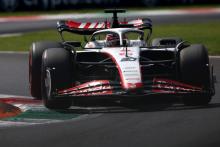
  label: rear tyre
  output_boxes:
[152,37,182,47]
[41,48,72,110]
[179,44,212,105]
[29,41,62,99]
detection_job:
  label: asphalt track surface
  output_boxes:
[0,13,220,34]
[0,53,220,147]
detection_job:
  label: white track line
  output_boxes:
[0,51,28,54]
[0,94,32,99]
[209,56,220,59]
[0,33,23,38]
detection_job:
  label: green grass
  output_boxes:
[1,21,220,55]
[152,21,220,55]
[0,31,84,51]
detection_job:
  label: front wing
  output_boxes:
[54,78,213,99]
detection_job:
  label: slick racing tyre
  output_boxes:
[41,48,72,110]
[152,37,182,47]
[179,44,212,106]
[29,41,62,99]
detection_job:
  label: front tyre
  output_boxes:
[29,41,62,99]
[179,44,212,105]
[41,48,72,109]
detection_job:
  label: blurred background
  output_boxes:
[0,0,220,12]
[0,0,219,54]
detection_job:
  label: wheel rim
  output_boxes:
[45,69,52,98]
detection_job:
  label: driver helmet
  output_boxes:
[106,34,119,47]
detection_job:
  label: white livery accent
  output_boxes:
[84,28,146,89]
[102,47,142,89]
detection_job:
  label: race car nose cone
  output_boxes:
[125,83,144,94]
[126,83,143,89]
[0,102,22,119]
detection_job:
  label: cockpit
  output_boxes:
[85,28,146,48]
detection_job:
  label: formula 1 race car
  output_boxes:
[29,9,215,109]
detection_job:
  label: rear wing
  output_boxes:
[57,18,152,35]
[57,20,109,35]
[57,8,152,35]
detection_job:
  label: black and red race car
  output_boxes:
[29,9,215,109]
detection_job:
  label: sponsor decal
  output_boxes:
[119,48,133,56]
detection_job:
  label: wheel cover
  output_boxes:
[45,69,52,98]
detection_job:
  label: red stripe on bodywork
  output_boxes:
[154,78,202,89]
[84,22,91,29]
[58,80,113,96]
[152,78,202,93]
[103,52,126,89]
[66,21,111,29]
[103,52,143,90]
[60,80,110,92]
[102,52,143,89]
[94,23,99,28]
[66,20,81,28]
